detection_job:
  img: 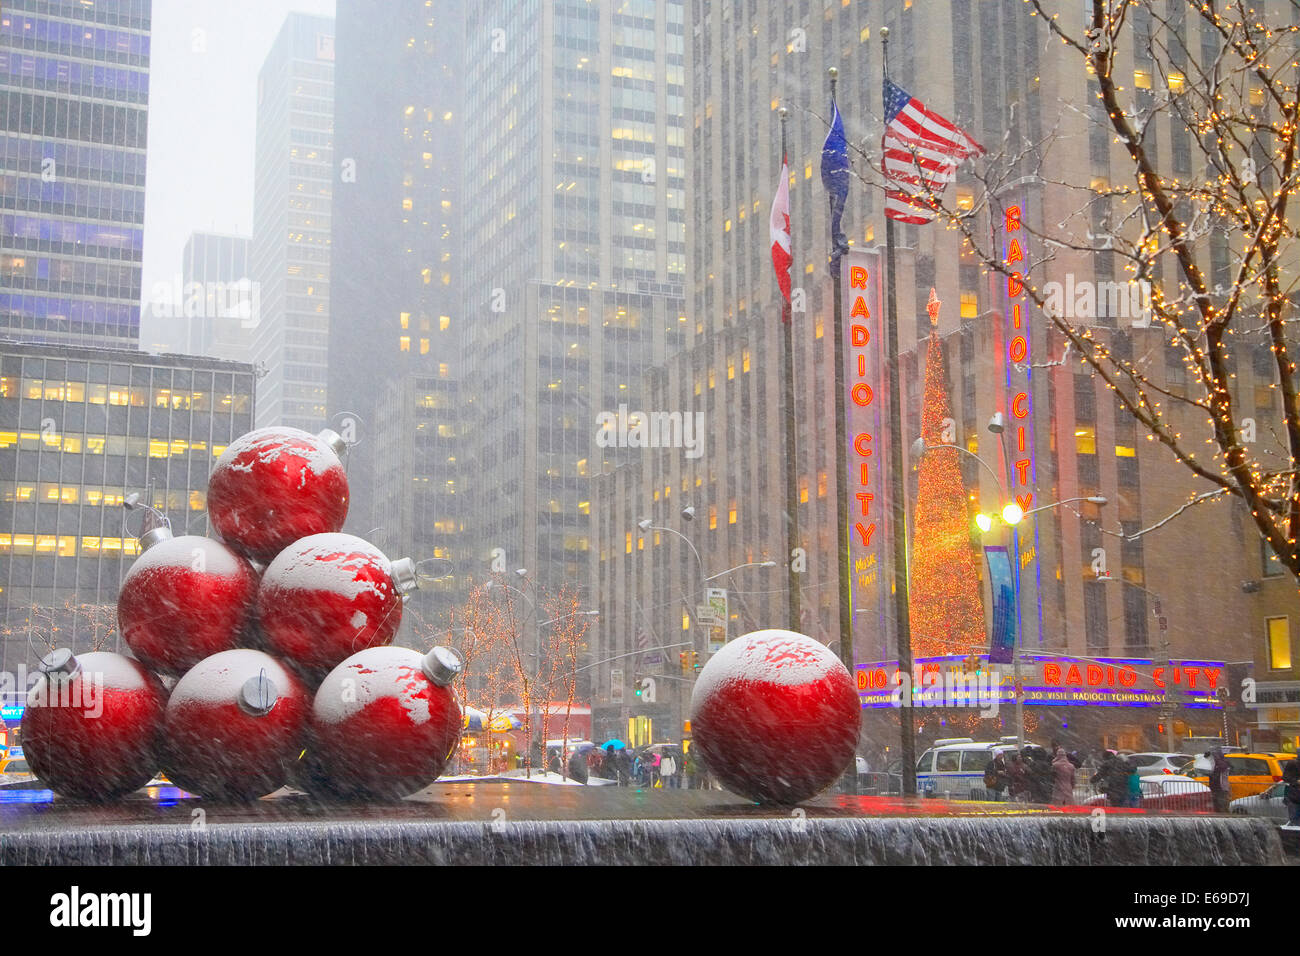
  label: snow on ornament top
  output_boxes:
[168,648,298,706]
[125,533,249,578]
[207,426,349,564]
[263,533,393,601]
[313,645,439,726]
[28,650,157,700]
[692,629,846,700]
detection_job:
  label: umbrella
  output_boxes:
[599,739,626,751]
[463,708,521,732]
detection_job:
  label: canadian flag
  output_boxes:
[770,156,792,316]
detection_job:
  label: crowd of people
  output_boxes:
[543,743,720,790]
[980,742,1300,816]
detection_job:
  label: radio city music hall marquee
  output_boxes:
[854,654,1227,709]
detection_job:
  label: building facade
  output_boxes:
[0,341,255,675]
[327,0,468,633]
[590,0,1299,754]
[0,0,151,349]
[249,12,333,432]
[459,0,688,640]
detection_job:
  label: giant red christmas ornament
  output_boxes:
[257,533,418,681]
[117,524,259,676]
[21,650,168,802]
[690,629,860,805]
[163,649,309,801]
[308,645,463,799]
[207,427,350,564]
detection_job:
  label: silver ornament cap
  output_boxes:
[421,646,463,687]
[139,524,174,552]
[317,428,348,459]
[39,648,80,681]
[237,673,278,717]
[390,557,419,596]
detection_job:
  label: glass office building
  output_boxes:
[0,0,151,348]
[0,341,255,674]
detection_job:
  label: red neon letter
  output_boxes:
[1009,336,1027,363]
[851,296,870,319]
[851,324,869,346]
[854,434,874,457]
[1005,206,1022,232]
[850,266,868,289]
[851,383,873,406]
[1012,392,1029,418]
[854,522,876,546]
[1008,272,1024,297]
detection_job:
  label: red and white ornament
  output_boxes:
[21,650,168,802]
[257,533,418,680]
[689,629,860,805]
[207,427,350,564]
[308,645,463,799]
[117,526,259,676]
[163,649,309,801]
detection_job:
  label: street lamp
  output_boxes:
[704,560,777,583]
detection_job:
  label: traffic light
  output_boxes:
[692,651,700,670]
[634,677,643,698]
[679,651,689,672]
[963,654,982,675]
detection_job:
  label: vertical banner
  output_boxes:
[610,668,623,702]
[842,250,888,659]
[984,545,1016,665]
[1000,203,1044,648]
[705,587,728,653]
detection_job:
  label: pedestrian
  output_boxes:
[1007,753,1029,802]
[1207,747,1231,813]
[1092,750,1128,807]
[661,751,678,789]
[1051,747,1075,805]
[650,750,662,787]
[1281,758,1300,827]
[684,749,698,789]
[983,751,1009,801]
[1123,759,1144,811]
[1025,748,1053,803]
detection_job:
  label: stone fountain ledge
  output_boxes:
[0,814,1284,866]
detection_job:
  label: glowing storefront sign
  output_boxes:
[854,654,1225,708]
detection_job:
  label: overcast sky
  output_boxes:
[141,0,335,301]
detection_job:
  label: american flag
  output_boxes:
[882,78,984,225]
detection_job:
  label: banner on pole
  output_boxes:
[985,545,1016,665]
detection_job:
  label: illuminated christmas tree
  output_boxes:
[910,289,986,657]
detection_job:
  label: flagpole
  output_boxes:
[778,108,802,634]
[826,68,857,796]
[880,28,918,798]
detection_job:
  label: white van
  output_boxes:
[915,738,1019,799]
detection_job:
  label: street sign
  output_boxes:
[610,668,623,702]
[704,587,729,652]
[1158,702,1176,719]
[695,605,722,627]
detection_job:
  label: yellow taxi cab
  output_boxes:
[0,754,36,785]
[1191,752,1294,801]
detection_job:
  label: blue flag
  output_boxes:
[821,98,850,261]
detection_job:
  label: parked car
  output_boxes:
[1188,752,1293,801]
[0,755,36,786]
[915,738,1020,799]
[1127,752,1195,775]
[1084,774,1212,811]
[1229,782,1292,821]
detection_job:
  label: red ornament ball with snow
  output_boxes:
[689,629,859,805]
[309,645,463,800]
[257,533,414,681]
[207,427,350,564]
[21,650,168,802]
[163,649,309,801]
[117,534,259,676]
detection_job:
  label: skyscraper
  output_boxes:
[0,0,152,349]
[249,12,333,432]
[328,0,467,625]
[460,0,688,605]
[138,231,253,359]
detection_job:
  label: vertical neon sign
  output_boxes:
[1002,204,1045,647]
[843,250,888,659]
